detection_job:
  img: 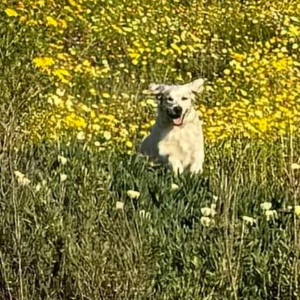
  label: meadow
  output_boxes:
[1,0,300,299]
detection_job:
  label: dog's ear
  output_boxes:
[188,78,205,93]
[149,83,166,95]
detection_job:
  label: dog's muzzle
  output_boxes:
[167,106,184,126]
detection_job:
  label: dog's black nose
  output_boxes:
[167,106,183,119]
[173,106,182,116]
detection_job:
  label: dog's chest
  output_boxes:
[158,123,202,158]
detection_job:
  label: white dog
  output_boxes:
[139,78,205,174]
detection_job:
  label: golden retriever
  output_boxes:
[140,78,205,174]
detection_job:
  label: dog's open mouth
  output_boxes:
[173,116,183,126]
[171,110,188,126]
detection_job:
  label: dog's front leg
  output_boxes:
[190,153,204,174]
[168,156,184,174]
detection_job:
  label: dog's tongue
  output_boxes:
[173,117,182,126]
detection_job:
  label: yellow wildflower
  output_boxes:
[125,140,133,148]
[52,69,71,83]
[46,16,58,27]
[102,93,110,99]
[33,57,55,69]
[89,88,97,95]
[5,8,18,17]
[295,206,300,216]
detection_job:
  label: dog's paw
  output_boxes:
[190,162,203,174]
[168,157,184,175]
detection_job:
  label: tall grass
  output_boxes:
[0,137,299,299]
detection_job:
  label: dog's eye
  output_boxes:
[182,97,189,101]
[167,97,173,102]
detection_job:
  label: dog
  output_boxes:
[139,78,205,174]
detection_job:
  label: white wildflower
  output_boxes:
[52,95,63,106]
[291,163,300,170]
[200,216,213,227]
[171,183,179,190]
[201,204,217,217]
[56,88,65,97]
[19,177,30,186]
[210,203,217,217]
[58,155,68,165]
[260,202,272,211]
[76,131,85,140]
[60,174,67,182]
[14,171,24,178]
[116,201,124,210]
[127,190,140,199]
[14,171,30,186]
[201,207,212,217]
[35,183,41,192]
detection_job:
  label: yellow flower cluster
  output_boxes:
[21,89,152,151]
[3,0,300,149]
[199,36,300,141]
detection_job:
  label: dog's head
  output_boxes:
[149,78,204,126]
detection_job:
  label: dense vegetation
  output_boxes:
[1,0,300,299]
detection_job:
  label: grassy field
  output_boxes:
[1,0,300,299]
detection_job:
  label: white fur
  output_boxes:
[139,78,205,174]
